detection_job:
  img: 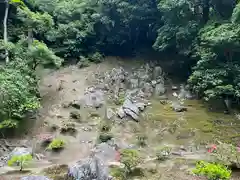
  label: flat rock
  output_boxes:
[123,99,139,115]
[135,102,145,111]
[117,107,125,119]
[106,108,115,120]
[123,108,139,121]
[154,83,165,96]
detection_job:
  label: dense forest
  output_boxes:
[0,0,239,130]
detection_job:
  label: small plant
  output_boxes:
[192,161,231,180]
[136,134,147,147]
[8,154,33,171]
[120,149,141,173]
[99,121,111,132]
[47,139,65,151]
[77,56,90,68]
[88,52,103,63]
[156,146,172,161]
[98,132,113,143]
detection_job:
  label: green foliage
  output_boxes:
[47,139,66,150]
[77,56,90,68]
[98,132,113,143]
[88,52,103,63]
[8,154,33,171]
[156,146,172,161]
[192,161,231,180]
[99,120,111,132]
[136,134,147,147]
[120,149,140,173]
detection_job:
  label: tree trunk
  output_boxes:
[3,0,9,63]
[202,0,210,24]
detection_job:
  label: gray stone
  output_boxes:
[123,99,139,115]
[68,157,111,180]
[151,80,157,87]
[171,102,187,112]
[153,66,163,79]
[84,89,104,108]
[136,102,145,111]
[117,107,125,119]
[142,82,153,95]
[154,83,165,96]
[70,100,81,109]
[106,108,115,120]
[123,108,139,121]
[10,147,32,159]
[128,78,139,89]
[172,86,178,90]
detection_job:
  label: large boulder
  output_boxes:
[171,102,187,112]
[84,89,105,108]
[123,99,139,115]
[123,108,139,121]
[117,107,125,119]
[154,83,165,96]
[68,157,112,180]
[153,66,163,79]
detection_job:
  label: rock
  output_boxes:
[172,86,178,90]
[70,100,81,109]
[178,85,193,99]
[70,111,81,120]
[153,66,163,79]
[142,82,153,95]
[21,176,51,180]
[171,102,187,112]
[37,133,54,146]
[123,108,139,121]
[84,89,104,108]
[159,95,168,100]
[123,99,139,115]
[10,147,32,159]
[151,80,157,87]
[154,83,165,96]
[117,107,125,119]
[172,92,178,97]
[106,108,115,120]
[68,157,111,180]
[95,143,116,162]
[128,78,139,89]
[135,102,145,111]
[60,123,77,135]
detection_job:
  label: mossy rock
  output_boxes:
[70,111,81,120]
[60,123,77,135]
[98,132,113,143]
[43,164,68,180]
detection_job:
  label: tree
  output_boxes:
[3,0,9,63]
[8,154,33,171]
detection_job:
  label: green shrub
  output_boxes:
[47,139,65,150]
[156,146,172,161]
[192,161,231,180]
[99,121,111,132]
[98,133,113,143]
[88,52,103,63]
[136,134,147,147]
[120,149,141,173]
[110,167,126,180]
[8,154,33,171]
[77,56,90,68]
